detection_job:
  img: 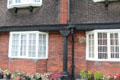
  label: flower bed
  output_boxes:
[79,70,120,80]
[0,68,62,80]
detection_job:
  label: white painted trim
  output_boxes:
[86,29,120,62]
[8,33,12,58]
[93,0,105,2]
[26,34,29,57]
[8,56,48,59]
[107,33,110,59]
[86,33,89,60]
[7,0,42,9]
[95,32,98,59]
[46,33,49,59]
[19,33,21,57]
[119,33,120,60]
[86,58,120,62]
[87,29,120,33]
[93,0,118,2]
[36,33,39,58]
[9,31,49,59]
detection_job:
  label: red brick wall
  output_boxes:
[74,31,87,76]
[0,32,64,74]
[86,61,120,76]
[60,0,68,24]
[0,33,9,70]
[74,31,120,76]
[1,32,120,77]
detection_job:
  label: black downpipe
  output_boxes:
[67,0,75,79]
[71,28,75,80]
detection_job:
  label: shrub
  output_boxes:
[87,71,92,79]
[80,70,88,79]
[94,71,102,80]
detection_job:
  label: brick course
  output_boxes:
[1,32,120,77]
[60,0,68,24]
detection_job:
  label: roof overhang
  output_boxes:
[1,23,120,32]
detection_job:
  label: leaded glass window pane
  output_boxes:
[28,33,36,57]
[11,34,20,56]
[98,33,108,59]
[88,34,94,58]
[110,33,119,58]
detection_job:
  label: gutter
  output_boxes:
[67,0,75,79]
[1,23,120,32]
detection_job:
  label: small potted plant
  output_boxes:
[35,73,42,80]
[25,74,34,80]
[80,70,88,80]
[87,71,92,80]
[103,76,109,80]
[50,73,62,80]
[41,73,51,80]
[0,68,3,79]
[78,35,86,43]
[4,69,11,79]
[19,72,25,80]
[94,71,102,80]
[12,71,20,80]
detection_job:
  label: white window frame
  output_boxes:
[9,31,49,59]
[93,0,118,2]
[7,0,42,9]
[86,29,120,62]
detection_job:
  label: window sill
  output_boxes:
[86,58,120,62]
[8,56,48,60]
[7,3,42,9]
[93,0,118,2]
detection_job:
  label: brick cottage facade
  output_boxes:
[1,0,120,79]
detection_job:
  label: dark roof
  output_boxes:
[1,0,120,30]
[71,0,120,24]
[0,0,60,26]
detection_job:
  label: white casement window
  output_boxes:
[7,0,42,9]
[93,0,118,2]
[86,29,120,61]
[9,31,48,59]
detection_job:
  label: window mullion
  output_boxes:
[18,33,21,57]
[36,33,39,58]
[107,33,110,60]
[30,0,32,3]
[46,33,48,58]
[13,0,15,4]
[41,34,43,58]
[119,33,120,60]
[9,33,12,57]
[86,33,89,60]
[94,32,98,60]
[26,34,29,58]
[21,0,24,3]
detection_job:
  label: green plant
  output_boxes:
[11,71,19,79]
[4,70,10,75]
[35,73,41,79]
[94,71,102,80]
[103,76,109,80]
[0,68,3,74]
[87,71,92,79]
[19,72,24,76]
[78,36,86,43]
[28,74,34,79]
[80,70,87,79]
